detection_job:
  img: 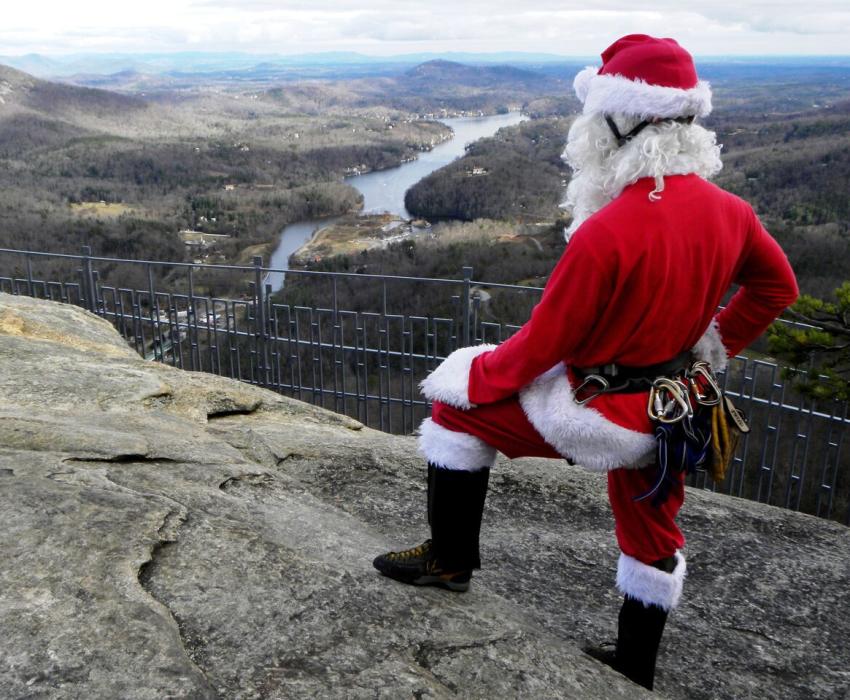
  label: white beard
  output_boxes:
[560,112,724,239]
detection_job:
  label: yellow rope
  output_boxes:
[710,399,741,484]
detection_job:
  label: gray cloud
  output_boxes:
[3,1,850,55]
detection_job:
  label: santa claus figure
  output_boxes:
[373,34,798,690]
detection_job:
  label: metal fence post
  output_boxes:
[253,256,268,386]
[147,262,162,361]
[25,254,34,298]
[461,266,473,347]
[81,246,97,313]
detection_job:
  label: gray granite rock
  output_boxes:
[1,292,848,699]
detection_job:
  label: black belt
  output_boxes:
[574,351,694,395]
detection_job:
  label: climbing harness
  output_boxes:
[636,361,722,505]
[573,354,748,506]
[641,360,750,504]
[573,351,693,405]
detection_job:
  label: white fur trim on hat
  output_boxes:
[616,551,686,611]
[692,317,729,373]
[419,344,496,410]
[518,364,656,472]
[573,65,598,103]
[417,417,496,472]
[574,69,712,119]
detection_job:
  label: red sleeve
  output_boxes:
[715,208,799,357]
[468,225,615,405]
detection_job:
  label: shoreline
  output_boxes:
[287,212,426,267]
[262,111,527,289]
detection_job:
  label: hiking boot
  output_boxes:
[372,539,472,592]
[373,462,490,592]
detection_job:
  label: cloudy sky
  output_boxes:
[3,0,850,56]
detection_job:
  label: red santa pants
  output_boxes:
[431,398,685,565]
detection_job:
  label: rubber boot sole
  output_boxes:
[411,573,471,592]
[374,568,471,592]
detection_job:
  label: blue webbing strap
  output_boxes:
[634,409,712,507]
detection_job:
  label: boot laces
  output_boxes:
[385,539,432,561]
[425,557,443,575]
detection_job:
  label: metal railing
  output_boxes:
[1,246,848,525]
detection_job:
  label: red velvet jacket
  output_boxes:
[467,174,798,441]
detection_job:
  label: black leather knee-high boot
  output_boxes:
[373,462,490,591]
[615,595,669,690]
[428,463,490,571]
[584,555,675,691]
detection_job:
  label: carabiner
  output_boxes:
[688,361,722,406]
[574,374,609,405]
[647,377,693,424]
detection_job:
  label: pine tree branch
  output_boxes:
[803,342,850,352]
[786,309,850,337]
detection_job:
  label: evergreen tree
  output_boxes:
[769,283,850,400]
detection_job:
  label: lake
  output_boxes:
[264,111,527,291]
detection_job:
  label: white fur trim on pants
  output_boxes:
[692,317,729,373]
[518,364,656,472]
[418,417,496,472]
[616,551,686,611]
[573,66,713,120]
[419,344,496,410]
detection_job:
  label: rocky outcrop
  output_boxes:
[1,292,848,699]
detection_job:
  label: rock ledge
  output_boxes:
[1,293,848,699]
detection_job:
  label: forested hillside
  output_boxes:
[3,58,850,303]
[0,62,451,287]
[405,117,570,221]
[391,90,850,298]
[711,99,850,298]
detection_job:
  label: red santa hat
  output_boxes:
[574,34,712,119]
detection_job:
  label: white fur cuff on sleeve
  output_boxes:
[419,344,496,410]
[692,318,729,373]
[616,551,686,611]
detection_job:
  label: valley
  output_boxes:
[0,56,848,304]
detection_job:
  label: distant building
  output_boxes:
[179,230,231,249]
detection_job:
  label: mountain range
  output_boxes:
[0,51,589,80]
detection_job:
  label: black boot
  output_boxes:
[584,596,669,690]
[584,556,675,691]
[615,595,669,690]
[373,463,490,592]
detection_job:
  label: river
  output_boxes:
[264,111,527,291]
